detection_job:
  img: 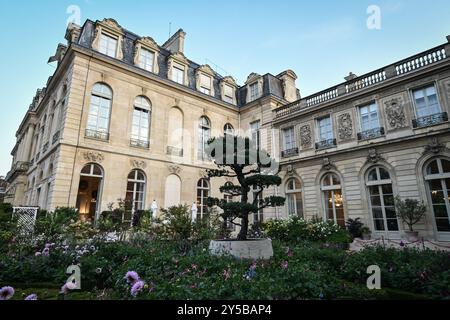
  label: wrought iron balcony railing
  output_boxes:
[35,152,40,161]
[357,127,385,141]
[281,148,299,158]
[130,139,150,149]
[42,142,49,153]
[412,112,448,129]
[315,139,337,150]
[52,131,60,144]
[85,129,109,141]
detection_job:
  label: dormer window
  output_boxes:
[199,74,212,95]
[223,84,234,103]
[139,48,155,72]
[99,33,118,58]
[220,76,237,105]
[250,82,260,101]
[172,62,185,84]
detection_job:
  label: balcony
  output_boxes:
[130,139,150,149]
[52,131,60,144]
[281,148,299,158]
[412,112,448,129]
[315,139,337,150]
[35,152,40,161]
[5,161,30,182]
[167,146,184,157]
[42,142,49,153]
[85,129,109,141]
[357,127,385,141]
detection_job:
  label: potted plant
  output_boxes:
[395,196,427,242]
[361,227,372,240]
[206,135,285,260]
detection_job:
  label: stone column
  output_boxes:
[23,124,35,162]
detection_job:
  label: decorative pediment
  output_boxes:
[197,65,215,76]
[83,151,104,163]
[168,52,189,66]
[167,164,182,175]
[221,76,237,87]
[367,148,384,164]
[136,36,159,52]
[423,137,447,155]
[98,18,124,34]
[131,159,147,169]
[245,73,261,85]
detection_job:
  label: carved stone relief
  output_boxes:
[384,97,407,130]
[300,124,312,149]
[337,113,353,141]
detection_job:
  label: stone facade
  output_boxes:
[5,18,450,242]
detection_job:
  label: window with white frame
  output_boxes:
[223,84,234,103]
[359,103,380,132]
[87,83,113,139]
[282,127,296,151]
[317,116,333,141]
[99,33,118,58]
[199,73,212,95]
[250,120,261,149]
[196,178,210,220]
[139,48,154,72]
[198,116,211,161]
[413,85,441,118]
[286,178,303,217]
[252,185,263,223]
[250,82,260,101]
[321,173,345,227]
[425,158,450,232]
[172,63,185,85]
[131,96,151,147]
[125,170,146,225]
[224,123,234,135]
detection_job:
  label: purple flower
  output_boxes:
[124,271,140,285]
[42,247,50,257]
[130,280,145,297]
[35,252,42,257]
[45,243,51,249]
[399,241,405,247]
[0,286,15,300]
[25,294,38,300]
[281,261,289,269]
[60,282,77,294]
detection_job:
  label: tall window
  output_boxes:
[366,167,398,232]
[282,127,296,151]
[125,170,146,224]
[197,179,210,220]
[131,96,151,148]
[253,186,263,223]
[286,178,303,217]
[250,120,261,149]
[321,173,345,227]
[172,63,185,85]
[99,33,118,58]
[224,123,234,135]
[139,48,154,72]
[359,103,380,132]
[413,85,441,118]
[165,174,181,208]
[198,116,211,161]
[86,83,112,140]
[318,116,333,141]
[223,84,234,103]
[425,158,450,232]
[223,182,235,231]
[250,82,259,101]
[199,74,212,95]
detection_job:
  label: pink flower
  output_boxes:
[124,271,140,285]
[35,252,42,257]
[130,280,145,297]
[0,286,14,300]
[281,261,289,269]
[223,269,231,281]
[287,250,294,257]
[191,264,198,270]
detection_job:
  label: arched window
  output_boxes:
[366,167,398,233]
[76,163,104,222]
[167,107,184,156]
[131,96,151,148]
[321,173,345,227]
[425,158,450,232]
[286,178,303,217]
[165,174,181,208]
[198,116,211,160]
[86,83,112,140]
[125,170,146,224]
[224,123,234,135]
[196,178,210,220]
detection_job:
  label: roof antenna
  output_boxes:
[169,22,172,39]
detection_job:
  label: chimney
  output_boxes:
[162,29,186,54]
[65,22,81,45]
[277,70,299,102]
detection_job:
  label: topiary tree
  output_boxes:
[395,196,427,232]
[206,135,285,240]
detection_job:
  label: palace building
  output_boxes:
[4,18,450,241]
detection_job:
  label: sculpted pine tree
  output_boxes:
[206,135,285,241]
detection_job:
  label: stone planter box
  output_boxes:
[209,239,274,260]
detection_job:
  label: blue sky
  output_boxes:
[1,0,450,175]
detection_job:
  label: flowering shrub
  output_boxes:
[262,216,350,244]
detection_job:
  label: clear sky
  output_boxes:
[0,0,450,176]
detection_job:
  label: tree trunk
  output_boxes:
[237,215,248,240]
